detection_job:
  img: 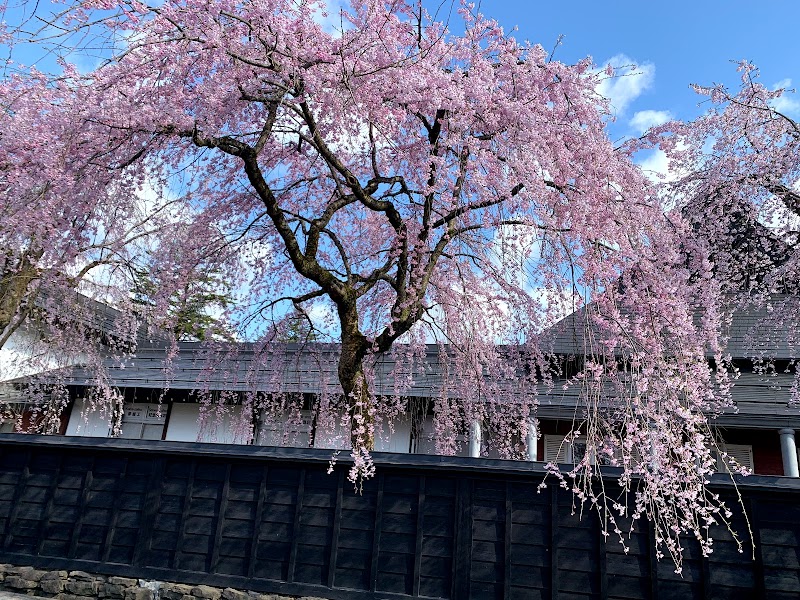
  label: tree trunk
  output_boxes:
[0,253,40,349]
[337,303,374,450]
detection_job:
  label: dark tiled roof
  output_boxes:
[544,295,800,360]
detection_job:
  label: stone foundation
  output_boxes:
[0,565,326,600]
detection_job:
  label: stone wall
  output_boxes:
[0,565,326,600]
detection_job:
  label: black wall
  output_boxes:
[0,434,798,600]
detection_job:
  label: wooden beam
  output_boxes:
[327,470,344,588]
[369,472,385,592]
[412,476,426,597]
[286,469,306,583]
[247,465,269,578]
[210,464,232,573]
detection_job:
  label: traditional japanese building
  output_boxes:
[3,297,799,478]
[2,299,800,599]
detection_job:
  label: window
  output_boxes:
[118,404,166,440]
[544,434,573,463]
[543,434,622,466]
[411,416,470,457]
[0,403,22,433]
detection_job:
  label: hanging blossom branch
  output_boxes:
[0,0,746,569]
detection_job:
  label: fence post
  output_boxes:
[133,456,165,568]
[452,477,472,599]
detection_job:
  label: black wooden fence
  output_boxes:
[0,434,798,600]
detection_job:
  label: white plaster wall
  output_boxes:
[164,403,250,445]
[374,418,413,453]
[65,399,113,437]
[310,414,413,452]
[414,416,470,457]
[313,411,352,450]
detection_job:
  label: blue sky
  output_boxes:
[468,1,800,142]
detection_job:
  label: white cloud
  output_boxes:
[629,109,672,134]
[635,142,688,185]
[596,54,655,116]
[771,79,800,117]
[636,149,670,182]
[313,0,352,36]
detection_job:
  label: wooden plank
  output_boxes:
[749,498,766,600]
[412,476,425,597]
[286,469,306,583]
[597,516,607,600]
[36,453,63,556]
[327,470,344,589]
[247,465,268,579]
[210,464,232,573]
[174,462,197,570]
[550,486,559,600]
[68,458,94,559]
[1,450,30,550]
[369,472,385,592]
[161,400,174,441]
[101,458,129,563]
[701,551,711,600]
[504,481,511,600]
[451,477,472,599]
[133,457,165,568]
[648,519,658,600]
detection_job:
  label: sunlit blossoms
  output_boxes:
[0,0,773,568]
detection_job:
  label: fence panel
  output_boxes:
[0,435,794,600]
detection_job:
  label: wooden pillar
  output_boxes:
[779,428,799,477]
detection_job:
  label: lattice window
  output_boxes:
[543,434,623,466]
[543,434,572,463]
[716,444,754,473]
[255,410,313,448]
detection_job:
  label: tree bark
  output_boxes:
[0,252,40,349]
[337,302,374,450]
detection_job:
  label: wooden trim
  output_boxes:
[647,519,659,600]
[550,485,559,600]
[247,465,268,579]
[133,457,165,567]
[597,514,607,600]
[161,399,174,441]
[503,481,512,600]
[748,497,766,600]
[286,469,306,583]
[327,470,345,588]
[36,453,63,556]
[701,552,711,600]
[369,472,384,592]
[1,450,30,550]
[101,457,129,563]
[452,478,472,600]
[210,464,231,573]
[68,459,95,559]
[0,434,798,493]
[412,476,425,597]
[173,462,197,570]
